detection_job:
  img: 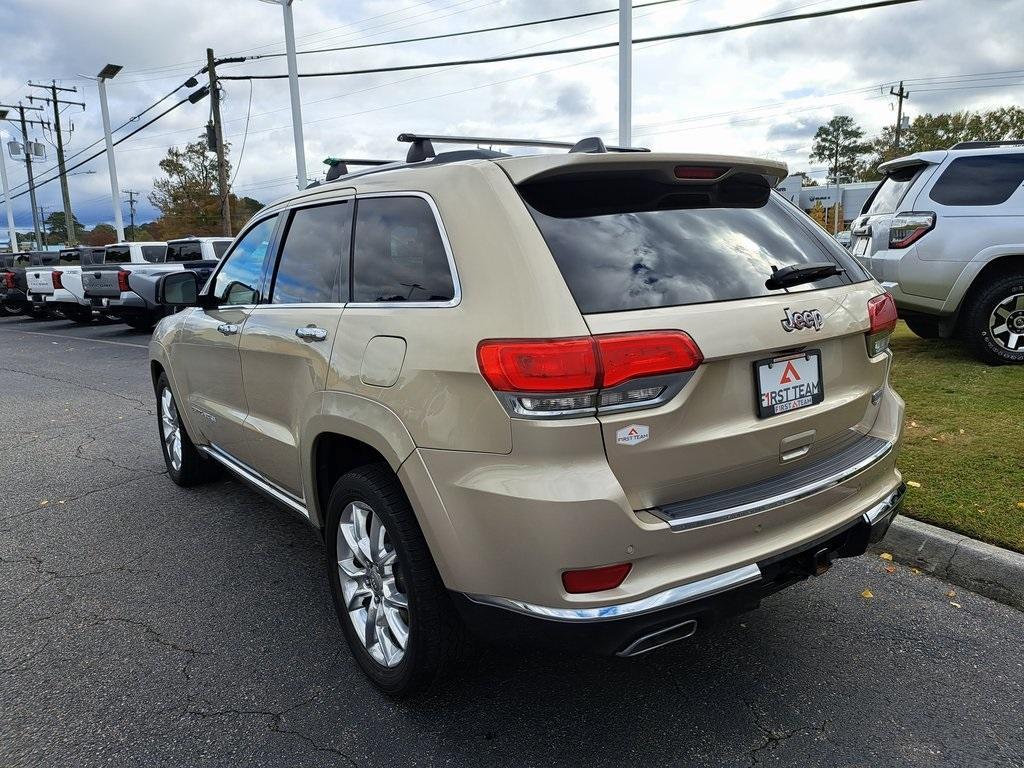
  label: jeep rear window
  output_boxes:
[521,173,866,314]
[864,165,920,215]
[104,247,131,264]
[929,154,1024,206]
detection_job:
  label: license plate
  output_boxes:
[755,351,824,418]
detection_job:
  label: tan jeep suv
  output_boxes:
[149,134,905,697]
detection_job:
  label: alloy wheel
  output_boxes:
[160,388,183,472]
[336,501,410,668]
[989,293,1024,352]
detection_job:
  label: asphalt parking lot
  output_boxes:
[2,313,1023,768]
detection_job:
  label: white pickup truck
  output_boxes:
[25,247,108,323]
[84,238,230,330]
[24,251,67,320]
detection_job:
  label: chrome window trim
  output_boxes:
[199,444,308,519]
[347,190,462,309]
[464,564,762,624]
[651,437,894,531]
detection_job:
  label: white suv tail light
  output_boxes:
[888,212,935,248]
[477,331,703,418]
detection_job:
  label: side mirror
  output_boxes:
[157,270,201,307]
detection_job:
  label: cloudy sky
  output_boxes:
[1,0,1022,231]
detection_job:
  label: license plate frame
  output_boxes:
[754,350,824,419]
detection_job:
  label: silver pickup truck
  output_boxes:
[84,238,230,330]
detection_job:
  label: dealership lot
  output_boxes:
[2,314,1023,768]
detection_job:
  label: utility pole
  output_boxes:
[890,81,910,152]
[28,81,85,246]
[122,189,138,240]
[0,111,18,255]
[38,205,48,246]
[206,49,232,236]
[0,102,48,250]
[618,0,632,147]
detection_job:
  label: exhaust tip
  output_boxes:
[617,619,698,657]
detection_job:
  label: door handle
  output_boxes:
[295,325,328,342]
[217,323,240,336]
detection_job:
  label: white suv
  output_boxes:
[850,141,1024,364]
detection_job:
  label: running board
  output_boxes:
[198,444,309,519]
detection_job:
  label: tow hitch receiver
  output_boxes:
[812,548,835,576]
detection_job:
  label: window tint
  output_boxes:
[929,154,1024,206]
[58,250,80,266]
[142,245,166,262]
[166,242,202,262]
[104,246,130,264]
[864,165,921,215]
[80,248,104,266]
[272,202,351,304]
[522,176,866,314]
[213,241,231,258]
[212,215,278,305]
[352,197,454,303]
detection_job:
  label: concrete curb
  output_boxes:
[870,516,1024,611]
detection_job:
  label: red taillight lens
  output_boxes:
[51,270,63,289]
[888,212,935,248]
[674,165,727,180]
[117,270,131,292]
[562,563,632,594]
[596,331,703,388]
[4,272,16,289]
[477,337,598,393]
[866,293,898,356]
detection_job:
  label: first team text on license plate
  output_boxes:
[755,350,824,418]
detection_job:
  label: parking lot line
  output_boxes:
[7,328,149,349]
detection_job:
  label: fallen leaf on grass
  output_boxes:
[861,589,874,599]
[907,481,922,488]
[1017,502,1024,510]
[879,552,894,561]
[909,421,918,428]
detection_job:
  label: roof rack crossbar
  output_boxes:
[397,132,649,157]
[324,156,398,181]
[950,140,1024,150]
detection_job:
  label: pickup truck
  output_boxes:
[0,252,32,316]
[22,252,62,319]
[86,238,231,330]
[83,242,167,328]
[25,247,106,323]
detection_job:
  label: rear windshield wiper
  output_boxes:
[766,262,844,290]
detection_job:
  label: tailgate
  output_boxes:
[83,267,124,299]
[26,269,54,295]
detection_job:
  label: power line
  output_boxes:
[230,81,254,187]
[219,0,922,82]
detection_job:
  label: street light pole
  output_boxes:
[95,65,126,243]
[0,112,19,254]
[618,0,632,147]
[260,0,308,189]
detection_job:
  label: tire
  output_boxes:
[124,316,156,331]
[962,272,1024,365]
[325,463,469,697]
[904,316,941,339]
[155,372,220,486]
[0,301,20,317]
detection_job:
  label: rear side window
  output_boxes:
[864,165,921,215]
[352,196,454,304]
[212,215,278,305]
[142,245,166,262]
[213,241,231,258]
[929,154,1024,206]
[271,202,351,304]
[81,249,104,265]
[104,247,130,264]
[58,251,80,266]
[521,174,866,314]
[166,242,202,262]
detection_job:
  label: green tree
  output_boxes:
[809,115,871,184]
[43,211,83,244]
[791,171,819,187]
[82,223,117,246]
[149,134,225,239]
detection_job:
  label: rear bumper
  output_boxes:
[100,291,152,316]
[455,484,905,656]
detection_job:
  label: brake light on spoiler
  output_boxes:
[477,331,703,418]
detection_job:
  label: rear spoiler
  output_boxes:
[877,151,945,175]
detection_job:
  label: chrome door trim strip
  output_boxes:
[463,563,762,624]
[199,444,309,519]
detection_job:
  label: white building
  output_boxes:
[776,175,878,231]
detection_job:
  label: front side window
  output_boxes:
[212,215,278,305]
[352,197,455,304]
[271,202,351,304]
[929,154,1024,206]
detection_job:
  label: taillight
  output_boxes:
[51,270,63,289]
[562,563,631,594]
[117,270,131,292]
[674,165,727,180]
[477,331,702,418]
[888,212,935,248]
[3,272,15,289]
[867,293,898,356]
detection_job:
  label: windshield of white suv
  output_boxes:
[521,173,868,314]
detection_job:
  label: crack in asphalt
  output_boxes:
[0,364,150,410]
[5,469,168,526]
[744,699,829,767]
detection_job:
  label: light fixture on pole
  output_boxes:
[0,110,19,254]
[258,0,308,189]
[79,64,125,242]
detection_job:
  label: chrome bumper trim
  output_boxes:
[464,563,763,624]
[863,482,907,525]
[652,436,894,531]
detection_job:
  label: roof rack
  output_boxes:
[397,132,649,163]
[950,140,1024,150]
[323,157,398,182]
